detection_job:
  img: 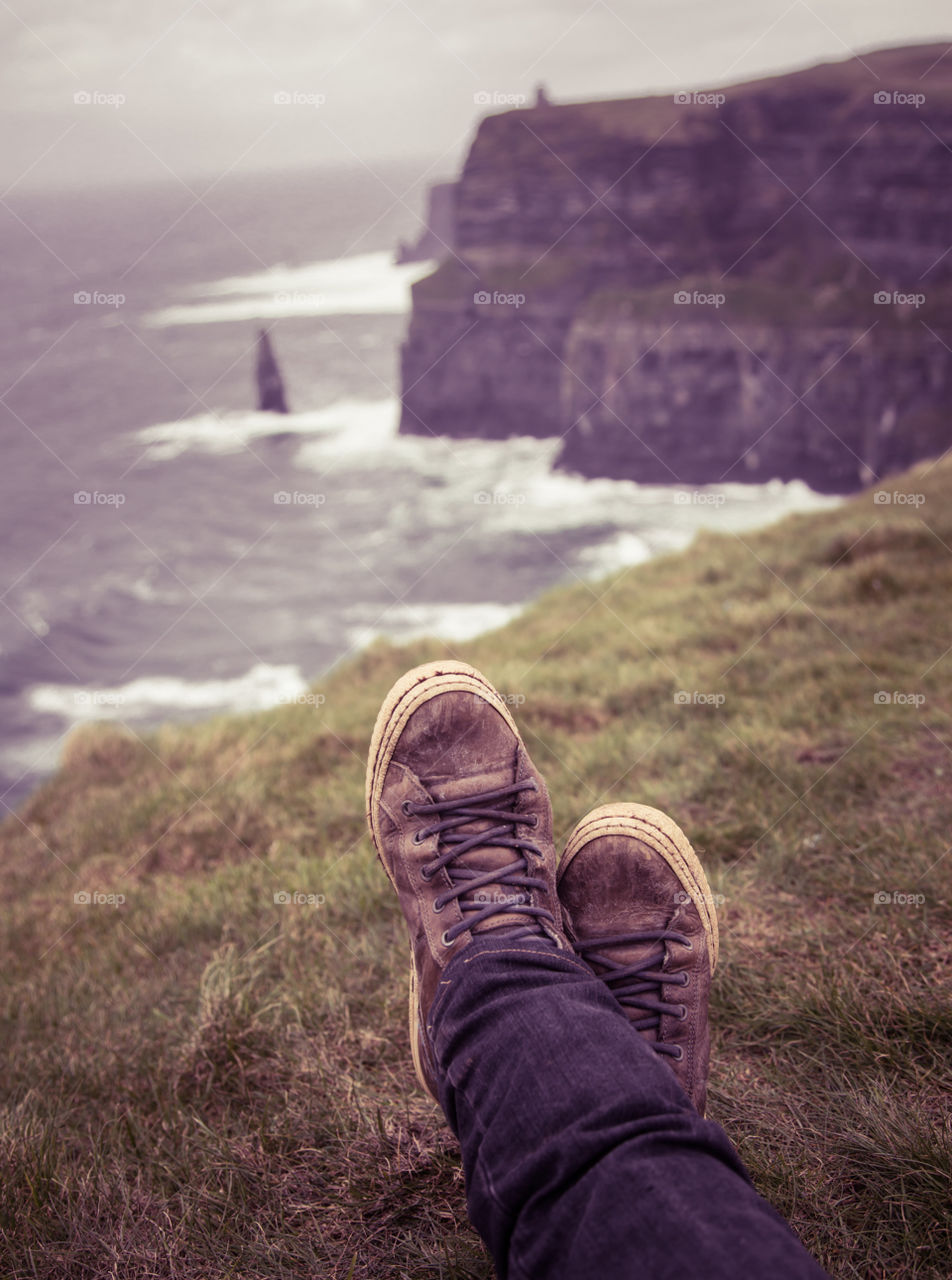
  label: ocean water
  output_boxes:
[0,162,839,810]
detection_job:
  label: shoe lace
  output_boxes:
[405,780,557,944]
[574,931,691,1058]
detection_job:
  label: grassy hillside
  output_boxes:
[2,457,951,1279]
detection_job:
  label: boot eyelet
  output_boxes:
[441,930,456,947]
[432,897,445,913]
[527,814,539,827]
[412,830,425,845]
[675,1005,687,1020]
[682,938,694,951]
[401,799,415,816]
[671,1045,684,1061]
[420,864,434,881]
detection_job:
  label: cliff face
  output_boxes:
[399,43,952,491]
[395,181,457,264]
[557,288,951,491]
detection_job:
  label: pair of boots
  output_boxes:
[365,661,719,1116]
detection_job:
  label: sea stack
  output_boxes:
[256,327,289,414]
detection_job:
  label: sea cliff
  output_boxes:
[399,43,952,491]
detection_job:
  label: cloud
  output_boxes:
[1,0,950,189]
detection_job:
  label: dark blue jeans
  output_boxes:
[428,936,830,1280]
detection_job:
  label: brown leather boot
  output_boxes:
[366,660,567,1100]
[557,803,720,1115]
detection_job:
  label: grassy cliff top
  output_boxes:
[2,457,951,1278]
[471,41,952,153]
[412,257,952,330]
[578,278,952,329]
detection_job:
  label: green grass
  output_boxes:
[2,456,952,1278]
[415,260,952,329]
[578,278,952,328]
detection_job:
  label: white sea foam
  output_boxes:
[345,601,523,649]
[28,663,309,723]
[575,531,655,577]
[142,251,434,327]
[292,400,840,539]
[129,394,841,662]
[132,399,395,462]
[0,733,71,780]
[132,390,840,541]
[132,395,840,591]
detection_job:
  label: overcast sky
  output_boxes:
[2,0,949,192]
